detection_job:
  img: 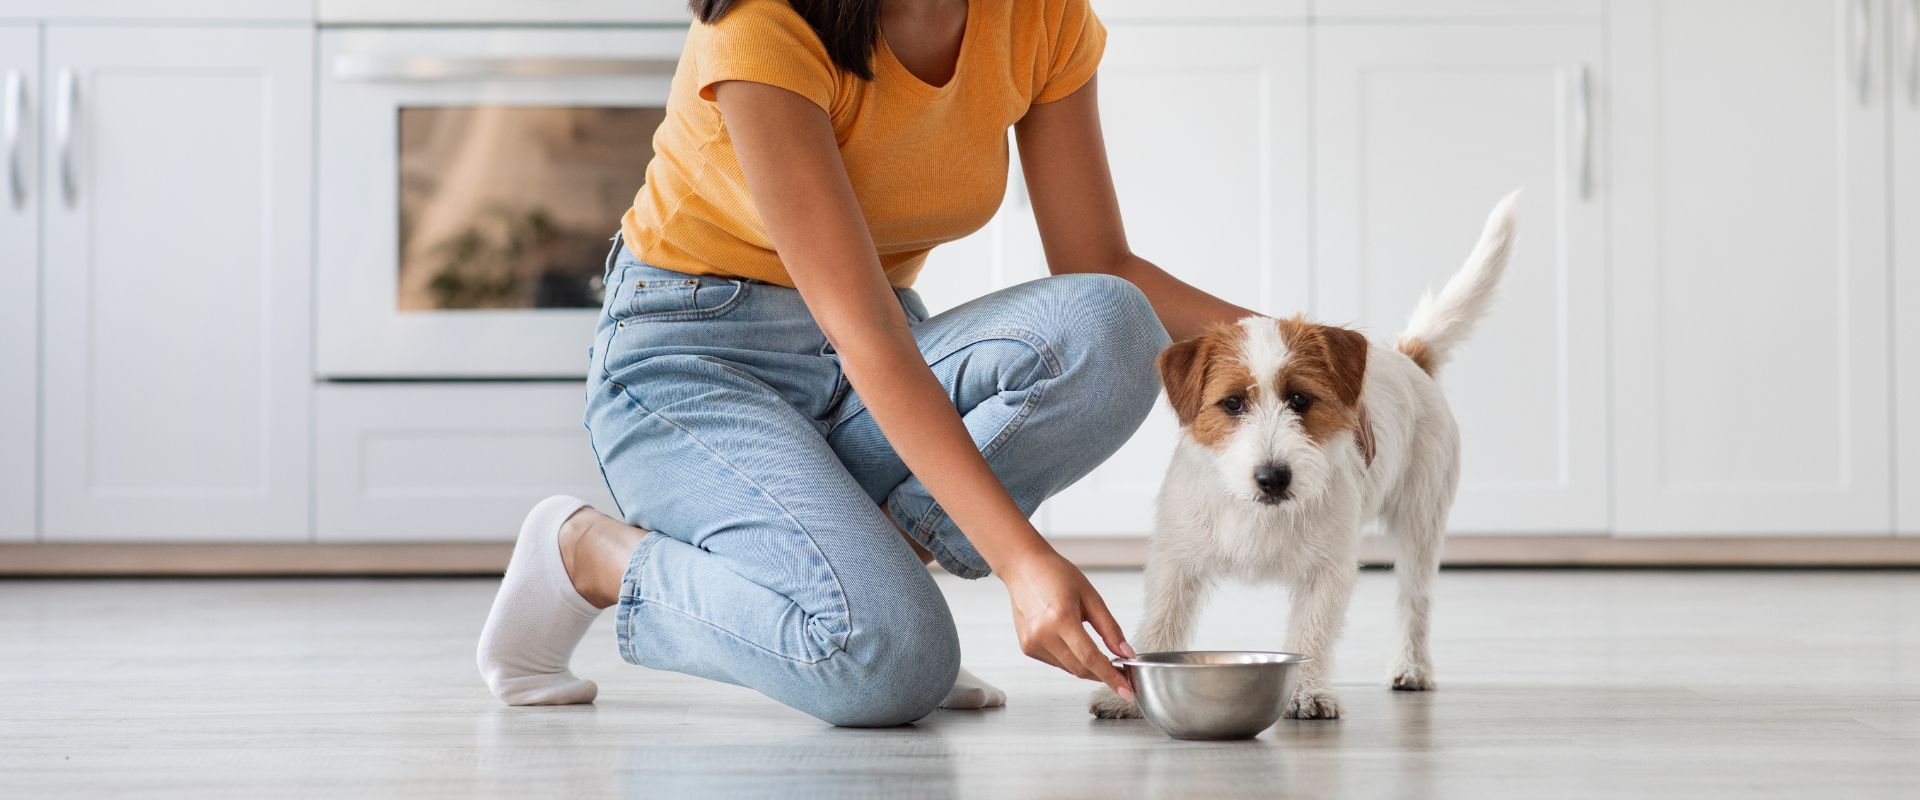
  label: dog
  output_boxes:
[1091,192,1519,721]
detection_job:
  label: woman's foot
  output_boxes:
[940,666,1007,710]
[477,496,630,706]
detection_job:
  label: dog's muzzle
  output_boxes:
[1254,462,1292,504]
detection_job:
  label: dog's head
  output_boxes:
[1158,316,1369,506]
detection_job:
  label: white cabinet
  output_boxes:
[1,24,37,542]
[1610,0,1892,535]
[39,26,313,541]
[1896,0,1920,534]
[315,384,616,541]
[1037,23,1312,537]
[1312,24,1608,534]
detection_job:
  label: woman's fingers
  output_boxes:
[1062,625,1133,698]
[1082,590,1136,660]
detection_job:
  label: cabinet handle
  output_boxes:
[332,55,677,82]
[55,68,76,208]
[3,70,22,211]
[1855,0,1874,105]
[1907,0,1919,106]
[1573,63,1592,201]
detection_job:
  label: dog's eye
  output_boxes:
[1220,395,1246,415]
[1286,393,1313,414]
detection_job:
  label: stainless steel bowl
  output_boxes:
[1115,651,1310,740]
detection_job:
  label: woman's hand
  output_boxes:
[997,543,1138,699]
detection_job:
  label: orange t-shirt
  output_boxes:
[620,0,1106,288]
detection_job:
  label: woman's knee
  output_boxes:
[1038,273,1168,416]
[804,604,961,727]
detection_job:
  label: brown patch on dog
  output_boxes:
[1156,323,1249,449]
[1272,317,1370,446]
[1160,318,1372,454]
[1397,337,1437,375]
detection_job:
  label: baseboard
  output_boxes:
[3,535,1919,576]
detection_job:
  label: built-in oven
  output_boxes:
[317,26,686,378]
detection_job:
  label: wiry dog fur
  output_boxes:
[1092,192,1520,721]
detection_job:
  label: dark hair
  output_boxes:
[690,0,883,81]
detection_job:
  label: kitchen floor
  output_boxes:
[3,569,1917,799]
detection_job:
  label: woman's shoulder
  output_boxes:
[691,0,830,59]
[995,0,1105,105]
[687,0,840,113]
[1004,0,1099,42]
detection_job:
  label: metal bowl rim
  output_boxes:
[1113,650,1312,668]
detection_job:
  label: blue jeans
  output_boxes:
[583,239,1169,726]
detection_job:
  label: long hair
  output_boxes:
[689,0,884,81]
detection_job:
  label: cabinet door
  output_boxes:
[40,27,313,541]
[315,384,617,541]
[1611,0,1891,535]
[1897,0,1920,534]
[1313,25,1608,533]
[0,25,37,542]
[1038,24,1312,537]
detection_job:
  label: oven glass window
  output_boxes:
[397,106,661,310]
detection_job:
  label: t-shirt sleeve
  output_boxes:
[691,0,837,114]
[1032,0,1107,104]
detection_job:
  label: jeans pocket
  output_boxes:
[619,276,751,324]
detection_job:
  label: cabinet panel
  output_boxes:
[1897,0,1920,534]
[1313,25,1608,533]
[0,24,36,541]
[40,26,312,540]
[1611,0,1891,534]
[316,384,617,541]
[1040,24,1311,537]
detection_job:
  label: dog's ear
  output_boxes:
[1317,324,1369,406]
[1157,335,1211,426]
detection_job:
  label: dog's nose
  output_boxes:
[1254,463,1292,499]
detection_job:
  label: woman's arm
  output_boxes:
[1014,75,1260,341]
[712,80,1135,698]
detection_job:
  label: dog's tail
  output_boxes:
[1395,190,1521,376]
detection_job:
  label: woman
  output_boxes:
[478,0,1259,726]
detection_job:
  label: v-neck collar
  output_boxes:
[876,0,973,101]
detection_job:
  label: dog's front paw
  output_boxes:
[1286,688,1342,720]
[1089,687,1142,719]
[1388,661,1436,692]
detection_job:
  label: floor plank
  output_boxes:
[2,570,1916,798]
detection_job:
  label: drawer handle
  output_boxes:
[1572,63,1592,202]
[1907,0,1919,106]
[1855,0,1874,105]
[55,68,76,208]
[3,70,22,211]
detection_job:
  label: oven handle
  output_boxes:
[333,55,679,82]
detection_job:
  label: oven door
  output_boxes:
[318,27,684,378]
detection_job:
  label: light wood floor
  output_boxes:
[3,570,1917,798]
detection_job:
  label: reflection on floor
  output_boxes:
[3,570,1916,798]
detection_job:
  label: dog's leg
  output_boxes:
[1283,555,1358,720]
[1385,498,1444,691]
[1090,547,1210,720]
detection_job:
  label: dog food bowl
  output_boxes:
[1115,651,1310,740]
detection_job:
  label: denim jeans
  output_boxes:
[583,238,1169,726]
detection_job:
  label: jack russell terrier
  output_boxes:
[1092,192,1519,721]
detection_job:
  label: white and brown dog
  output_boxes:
[1093,192,1520,721]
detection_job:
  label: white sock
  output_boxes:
[940,666,1007,710]
[477,495,602,705]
